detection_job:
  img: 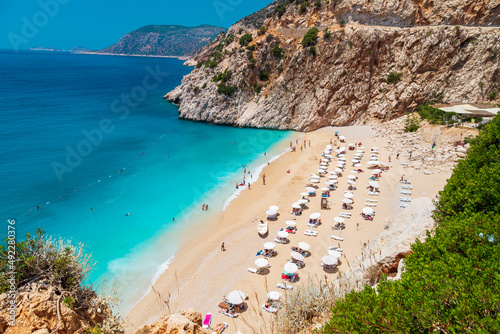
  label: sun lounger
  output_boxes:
[277,282,293,290]
[304,230,318,236]
[368,192,380,196]
[202,313,212,329]
[400,197,412,202]
[339,212,351,218]
[219,309,238,318]
[400,163,408,166]
[213,322,228,334]
[248,267,260,274]
[401,180,411,184]
[329,247,344,252]
[401,190,412,195]
[402,185,412,189]
[400,203,408,208]
[366,199,377,203]
[330,235,344,241]
[274,238,286,244]
[307,222,319,228]
[365,203,377,207]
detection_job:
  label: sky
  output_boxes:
[0,0,274,51]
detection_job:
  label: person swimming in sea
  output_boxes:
[125,212,131,216]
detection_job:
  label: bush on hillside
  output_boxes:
[386,71,402,84]
[302,27,319,47]
[417,103,456,124]
[239,33,253,46]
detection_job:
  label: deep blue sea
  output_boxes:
[0,50,293,313]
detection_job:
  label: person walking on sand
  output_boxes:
[221,242,226,251]
[248,183,251,190]
[263,174,266,185]
[206,204,209,210]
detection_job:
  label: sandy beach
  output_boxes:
[125,125,453,333]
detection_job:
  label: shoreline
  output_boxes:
[78,51,190,60]
[124,125,453,332]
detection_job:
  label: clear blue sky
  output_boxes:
[0,0,273,50]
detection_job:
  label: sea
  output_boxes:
[0,49,294,314]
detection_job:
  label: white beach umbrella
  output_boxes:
[322,255,338,266]
[326,180,338,185]
[269,205,279,211]
[344,192,354,199]
[300,192,310,197]
[369,181,380,188]
[322,158,330,162]
[370,157,378,161]
[266,210,277,216]
[354,163,362,167]
[338,157,346,161]
[335,149,343,153]
[362,207,374,215]
[347,180,356,185]
[371,147,378,150]
[291,203,301,209]
[326,145,333,148]
[334,217,345,223]
[267,291,282,301]
[325,154,332,158]
[311,175,320,179]
[342,198,353,204]
[285,221,297,226]
[227,290,246,304]
[347,175,356,180]
[339,136,346,140]
[367,161,378,165]
[378,162,387,166]
[291,251,305,261]
[320,162,328,166]
[255,258,269,268]
[337,160,345,165]
[306,187,316,193]
[298,242,311,251]
[309,212,321,219]
[284,263,298,274]
[311,179,320,183]
[278,231,289,238]
[321,187,330,191]
[356,150,364,153]
[263,242,276,250]
[352,159,360,163]
[328,174,338,179]
[328,250,342,257]
[340,146,347,151]
[297,199,309,204]
[372,169,382,174]
[335,168,343,174]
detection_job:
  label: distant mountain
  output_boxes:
[70,46,92,53]
[94,25,226,57]
[28,47,64,52]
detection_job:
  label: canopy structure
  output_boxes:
[306,187,316,193]
[344,192,354,199]
[342,198,353,204]
[354,163,362,167]
[367,161,378,165]
[328,174,338,179]
[328,250,342,257]
[267,291,282,301]
[300,192,310,197]
[284,263,299,274]
[311,179,320,183]
[347,175,356,180]
[269,205,279,211]
[322,255,338,266]
[263,242,276,249]
[321,187,330,191]
[227,290,246,304]
[326,180,338,185]
[277,231,289,238]
[310,212,321,220]
[372,169,381,174]
[297,199,309,204]
[347,180,356,185]
[362,207,374,215]
[311,175,320,179]
[339,136,346,140]
[291,203,301,209]
[291,251,305,261]
[285,221,297,226]
[334,217,345,223]
[266,210,277,216]
[335,168,343,173]
[255,258,269,268]
[298,242,310,250]
[369,181,380,188]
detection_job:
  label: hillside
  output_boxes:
[95,25,226,57]
[166,0,500,131]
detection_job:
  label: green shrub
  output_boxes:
[299,2,308,13]
[258,25,267,36]
[273,45,284,58]
[193,86,200,93]
[254,84,262,94]
[63,295,76,308]
[309,46,316,56]
[246,50,254,61]
[239,33,253,46]
[260,70,270,81]
[339,19,346,26]
[266,34,274,42]
[322,114,500,333]
[323,28,332,38]
[488,91,497,100]
[85,325,103,334]
[417,103,456,124]
[217,84,237,96]
[273,3,288,18]
[277,66,283,73]
[224,35,234,45]
[302,27,319,47]
[212,69,231,84]
[246,45,255,51]
[404,113,421,132]
[386,71,402,84]
[205,60,218,69]
[202,83,207,89]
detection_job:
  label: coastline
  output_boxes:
[78,51,190,60]
[124,125,452,332]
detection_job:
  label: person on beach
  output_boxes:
[221,242,226,251]
[309,140,311,147]
[172,217,175,221]
[389,156,391,162]
[236,183,239,189]
[206,204,209,210]
[248,183,251,190]
[397,153,400,159]
[202,204,205,210]
[263,174,266,185]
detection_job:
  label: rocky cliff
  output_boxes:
[95,25,226,57]
[166,0,500,131]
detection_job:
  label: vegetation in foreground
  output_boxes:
[321,115,500,333]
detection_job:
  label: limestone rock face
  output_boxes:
[134,309,210,334]
[166,0,500,131]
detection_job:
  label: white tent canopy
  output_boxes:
[285,221,297,226]
[267,291,282,301]
[369,181,380,188]
[263,242,276,249]
[342,198,353,204]
[255,258,269,268]
[322,255,338,266]
[284,263,298,274]
[269,205,279,211]
[334,217,345,223]
[362,207,374,215]
[227,290,246,304]
[291,251,305,261]
[309,212,321,219]
[298,242,310,250]
[277,231,289,238]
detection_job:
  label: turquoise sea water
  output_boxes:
[0,50,293,313]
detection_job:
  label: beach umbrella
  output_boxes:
[255,258,269,268]
[342,198,353,204]
[328,174,337,179]
[337,160,345,165]
[227,290,246,304]
[309,212,321,219]
[267,291,282,301]
[371,147,378,150]
[326,180,338,185]
[278,231,289,238]
[347,180,356,185]
[344,192,354,199]
[306,187,316,193]
[263,242,276,249]
[266,210,277,216]
[354,163,362,168]
[335,168,343,174]
[370,157,378,161]
[269,205,279,211]
[297,199,309,204]
[311,179,320,183]
[367,161,378,165]
[321,187,330,191]
[284,263,298,274]
[338,157,346,161]
[339,136,346,140]
[285,221,297,226]
[347,175,356,180]
[356,150,364,153]
[372,169,381,174]
[334,217,345,223]
[328,250,342,257]
[362,207,374,215]
[322,255,338,266]
[369,181,380,188]
[352,159,360,163]
[298,242,310,250]
[300,192,310,197]
[326,144,333,148]
[320,162,328,166]
[322,158,330,162]
[291,203,301,209]
[335,131,339,133]
[378,162,387,166]
[291,251,305,261]
[311,175,320,179]
[325,154,332,158]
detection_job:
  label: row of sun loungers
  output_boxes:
[365,203,377,207]
[274,238,287,244]
[368,191,379,196]
[402,185,412,189]
[401,190,412,195]
[400,203,408,208]
[304,229,318,236]
[400,197,411,202]
[339,212,351,218]
[277,282,293,290]
[330,235,344,241]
